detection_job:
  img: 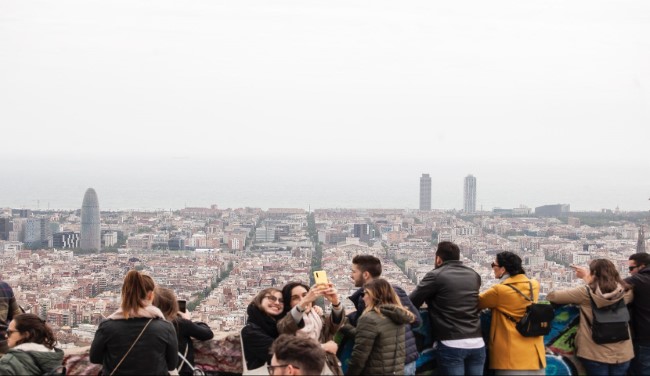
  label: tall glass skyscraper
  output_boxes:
[419,174,431,211]
[464,175,477,213]
[80,188,101,251]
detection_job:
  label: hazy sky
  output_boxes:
[1,0,649,210]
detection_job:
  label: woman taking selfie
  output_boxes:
[277,281,345,375]
[90,270,178,375]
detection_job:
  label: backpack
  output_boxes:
[501,281,554,337]
[585,286,630,344]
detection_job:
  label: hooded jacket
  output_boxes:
[547,284,634,363]
[346,285,421,364]
[0,343,64,375]
[89,305,178,375]
[346,304,414,376]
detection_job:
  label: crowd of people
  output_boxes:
[1,241,649,375]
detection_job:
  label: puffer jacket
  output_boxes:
[346,304,413,376]
[0,343,64,375]
[346,285,421,364]
[547,284,634,364]
[277,306,345,375]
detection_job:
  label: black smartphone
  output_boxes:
[178,299,187,313]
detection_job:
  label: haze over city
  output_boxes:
[1,0,649,210]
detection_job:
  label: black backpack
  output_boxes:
[501,281,554,337]
[585,286,630,344]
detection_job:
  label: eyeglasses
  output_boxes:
[629,265,639,272]
[491,262,500,268]
[5,329,18,337]
[264,295,284,304]
[267,364,299,375]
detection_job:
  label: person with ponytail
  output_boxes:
[90,270,178,375]
[0,313,63,375]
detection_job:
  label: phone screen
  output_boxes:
[178,300,187,313]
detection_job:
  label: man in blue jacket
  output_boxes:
[343,254,422,375]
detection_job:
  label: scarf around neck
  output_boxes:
[108,304,165,320]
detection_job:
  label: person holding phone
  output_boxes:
[153,287,214,376]
[277,277,345,375]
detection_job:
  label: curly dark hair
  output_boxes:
[13,313,58,349]
[496,251,526,276]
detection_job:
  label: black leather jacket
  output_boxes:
[626,267,650,345]
[409,260,482,341]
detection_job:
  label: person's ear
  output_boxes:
[362,271,370,281]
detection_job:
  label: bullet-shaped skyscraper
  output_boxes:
[80,188,101,251]
[420,174,431,211]
[464,175,477,213]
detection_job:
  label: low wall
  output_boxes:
[63,331,243,375]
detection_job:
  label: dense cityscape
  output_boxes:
[0,176,648,351]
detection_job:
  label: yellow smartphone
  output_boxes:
[313,270,328,285]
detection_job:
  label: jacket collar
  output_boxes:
[501,273,530,284]
[348,287,364,309]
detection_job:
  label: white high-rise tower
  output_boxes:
[464,175,477,213]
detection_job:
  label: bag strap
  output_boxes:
[504,282,534,303]
[110,318,153,376]
[499,281,535,324]
[176,344,189,373]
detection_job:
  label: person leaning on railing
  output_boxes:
[547,259,633,376]
[478,251,545,375]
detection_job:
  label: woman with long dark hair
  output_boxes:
[0,313,63,375]
[90,270,178,375]
[154,287,214,376]
[241,287,285,371]
[277,281,345,375]
[479,251,545,375]
[548,259,633,375]
[347,278,415,375]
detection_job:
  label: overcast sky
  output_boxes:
[1,0,649,210]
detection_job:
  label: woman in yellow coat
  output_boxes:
[479,251,546,375]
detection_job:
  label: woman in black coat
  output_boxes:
[154,287,214,376]
[240,287,285,371]
[90,271,178,375]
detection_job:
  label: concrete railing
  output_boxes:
[63,331,243,375]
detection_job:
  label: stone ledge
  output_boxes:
[63,331,243,375]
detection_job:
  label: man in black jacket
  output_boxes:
[0,280,22,355]
[626,252,650,376]
[409,241,485,376]
[343,254,422,375]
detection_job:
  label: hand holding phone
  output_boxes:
[177,299,187,313]
[313,270,328,286]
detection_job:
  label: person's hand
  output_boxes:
[297,285,325,312]
[312,305,324,316]
[571,265,591,282]
[322,282,340,306]
[322,340,338,354]
[178,310,191,320]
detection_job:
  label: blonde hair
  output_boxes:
[363,278,414,322]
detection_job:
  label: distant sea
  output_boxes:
[2,157,649,212]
